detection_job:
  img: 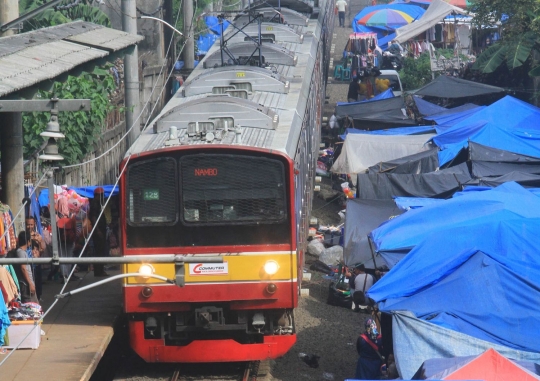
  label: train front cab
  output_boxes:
[120,147,298,362]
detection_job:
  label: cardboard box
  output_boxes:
[5,320,41,349]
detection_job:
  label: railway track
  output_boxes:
[168,361,271,381]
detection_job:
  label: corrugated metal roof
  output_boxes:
[0,21,143,97]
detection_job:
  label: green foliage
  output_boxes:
[22,67,117,165]
[19,0,110,32]
[471,0,540,76]
[399,53,433,91]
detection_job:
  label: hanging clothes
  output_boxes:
[0,292,10,347]
[0,267,18,304]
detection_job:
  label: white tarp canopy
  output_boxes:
[331,133,435,175]
[395,0,471,44]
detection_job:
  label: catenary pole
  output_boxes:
[183,0,194,69]
[122,0,142,146]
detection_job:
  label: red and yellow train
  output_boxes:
[120,0,334,363]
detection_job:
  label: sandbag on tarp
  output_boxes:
[335,96,416,127]
[367,147,439,174]
[369,182,540,260]
[411,349,540,380]
[414,74,504,98]
[331,133,434,175]
[358,162,470,199]
[391,312,540,380]
[343,199,403,268]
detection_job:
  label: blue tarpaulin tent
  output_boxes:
[425,105,485,131]
[205,16,230,35]
[337,89,395,106]
[197,34,218,55]
[38,185,119,208]
[369,182,540,266]
[429,96,540,165]
[368,216,540,378]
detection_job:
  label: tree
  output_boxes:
[19,0,110,32]
[471,0,540,76]
[19,0,119,165]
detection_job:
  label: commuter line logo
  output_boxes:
[189,262,229,275]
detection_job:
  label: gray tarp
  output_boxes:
[335,96,416,126]
[470,142,540,162]
[343,199,403,268]
[367,148,439,174]
[331,133,434,175]
[357,162,471,199]
[478,172,540,187]
[414,75,504,99]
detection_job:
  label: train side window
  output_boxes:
[126,157,178,226]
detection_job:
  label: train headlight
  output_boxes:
[139,264,155,277]
[264,260,280,275]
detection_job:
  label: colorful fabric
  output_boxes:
[365,317,379,341]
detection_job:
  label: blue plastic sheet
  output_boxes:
[197,33,218,55]
[431,96,540,165]
[337,89,395,106]
[391,312,540,380]
[368,217,540,374]
[205,16,230,35]
[38,185,119,207]
[393,197,445,210]
[370,182,540,256]
[377,32,396,51]
[425,104,484,130]
[413,96,446,116]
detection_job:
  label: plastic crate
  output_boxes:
[5,320,41,349]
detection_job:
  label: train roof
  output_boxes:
[128,3,327,159]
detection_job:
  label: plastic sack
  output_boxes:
[307,238,325,257]
[319,245,343,265]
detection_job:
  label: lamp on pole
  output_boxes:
[38,99,65,266]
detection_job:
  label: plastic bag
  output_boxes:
[319,245,343,265]
[307,238,325,257]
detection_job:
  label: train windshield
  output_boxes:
[181,154,286,225]
[125,153,291,248]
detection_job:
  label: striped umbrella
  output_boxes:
[357,8,415,29]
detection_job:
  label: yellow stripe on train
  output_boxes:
[124,253,297,284]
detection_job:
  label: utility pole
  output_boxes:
[183,0,194,70]
[0,0,23,232]
[122,0,142,147]
[0,0,18,37]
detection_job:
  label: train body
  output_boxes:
[120,0,334,363]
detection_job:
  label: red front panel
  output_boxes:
[124,281,297,313]
[129,321,296,363]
